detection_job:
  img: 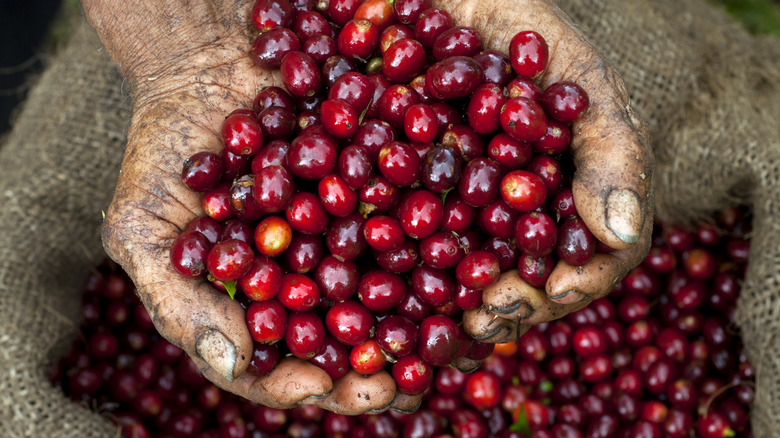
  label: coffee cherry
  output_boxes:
[392,354,433,395]
[509,30,548,79]
[325,300,375,346]
[246,299,287,343]
[170,231,211,278]
[182,152,223,192]
[285,311,325,359]
[206,239,254,282]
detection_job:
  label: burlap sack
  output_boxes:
[0,0,777,436]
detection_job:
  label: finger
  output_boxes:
[546,217,654,302]
[452,357,482,374]
[196,357,333,408]
[462,307,523,343]
[312,370,397,415]
[389,393,424,414]
[480,270,585,325]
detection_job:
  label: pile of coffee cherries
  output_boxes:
[51,207,754,437]
[171,0,599,392]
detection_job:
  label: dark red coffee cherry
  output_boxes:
[257,106,296,141]
[358,270,407,312]
[325,213,367,261]
[383,38,427,83]
[419,230,464,269]
[393,354,433,395]
[310,336,350,380]
[380,24,415,54]
[240,256,283,302]
[417,315,460,366]
[509,30,548,79]
[328,72,374,113]
[246,299,287,343]
[376,238,420,274]
[246,343,280,376]
[338,145,373,190]
[322,55,357,88]
[426,56,483,100]
[414,8,453,49]
[468,83,508,135]
[411,265,457,306]
[398,189,444,239]
[557,216,597,266]
[540,81,590,123]
[534,120,571,155]
[321,99,359,138]
[458,157,502,208]
[515,212,557,256]
[442,124,485,162]
[252,0,295,31]
[378,141,421,187]
[500,97,547,142]
[318,174,358,218]
[252,139,290,173]
[376,315,418,357]
[302,34,338,65]
[338,18,380,60]
[286,311,326,359]
[473,50,513,87]
[182,152,223,192]
[170,231,211,278]
[325,300,375,346]
[432,26,483,60]
[518,254,555,288]
[314,255,359,301]
[206,239,254,282]
[487,133,533,170]
[393,0,430,24]
[253,165,294,213]
[251,27,301,69]
[230,175,265,221]
[281,51,322,98]
[420,146,461,194]
[363,215,405,252]
[456,250,501,289]
[286,192,329,235]
[288,133,337,179]
[378,84,421,129]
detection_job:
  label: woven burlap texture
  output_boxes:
[0,0,777,436]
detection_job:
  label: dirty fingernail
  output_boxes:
[606,189,642,244]
[196,329,237,383]
[547,290,573,301]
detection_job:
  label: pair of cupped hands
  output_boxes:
[83,0,653,414]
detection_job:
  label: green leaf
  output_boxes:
[509,404,531,437]
[224,281,238,300]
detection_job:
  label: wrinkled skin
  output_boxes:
[83,0,652,413]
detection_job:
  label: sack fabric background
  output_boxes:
[0,0,777,436]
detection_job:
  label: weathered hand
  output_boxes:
[83,0,421,414]
[441,0,655,342]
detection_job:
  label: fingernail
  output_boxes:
[606,189,642,244]
[472,325,502,341]
[196,329,237,383]
[547,290,573,301]
[489,301,522,314]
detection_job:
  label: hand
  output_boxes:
[83,0,422,414]
[442,0,655,342]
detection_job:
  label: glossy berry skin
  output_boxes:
[394,0,430,24]
[468,84,508,135]
[254,86,295,113]
[246,299,287,343]
[376,238,420,274]
[254,216,293,257]
[338,145,373,190]
[230,175,265,221]
[473,49,513,87]
[420,146,461,194]
[458,157,502,208]
[314,255,359,301]
[411,265,456,307]
[417,315,460,366]
[206,239,254,282]
[170,231,211,278]
[557,216,597,266]
[328,72,374,113]
[302,34,338,66]
[378,84,421,129]
[288,133,337,179]
[286,192,329,235]
[697,412,735,438]
[311,336,350,380]
[487,134,532,171]
[378,141,420,187]
[376,315,418,357]
[246,343,280,376]
[252,139,290,173]
[294,11,333,40]
[419,231,464,269]
[404,104,438,144]
[182,152,223,192]
[456,250,501,289]
[500,170,547,212]
[280,51,322,98]
[515,212,557,256]
[398,190,444,239]
[318,174,358,218]
[414,8,453,49]
[252,0,295,31]
[534,120,571,155]
[321,99,358,138]
[426,56,483,99]
[528,155,562,194]
[363,215,405,252]
[278,274,320,311]
[358,270,407,312]
[380,24,415,55]
[509,31,549,79]
[285,311,325,359]
[325,300,375,346]
[433,26,483,60]
[251,27,301,70]
[478,200,519,239]
[500,97,547,142]
[239,256,283,301]
[350,339,388,375]
[253,165,294,213]
[383,38,426,83]
[540,81,590,123]
[392,354,433,395]
[338,18,380,60]
[325,213,367,261]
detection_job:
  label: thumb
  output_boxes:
[102,205,254,383]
